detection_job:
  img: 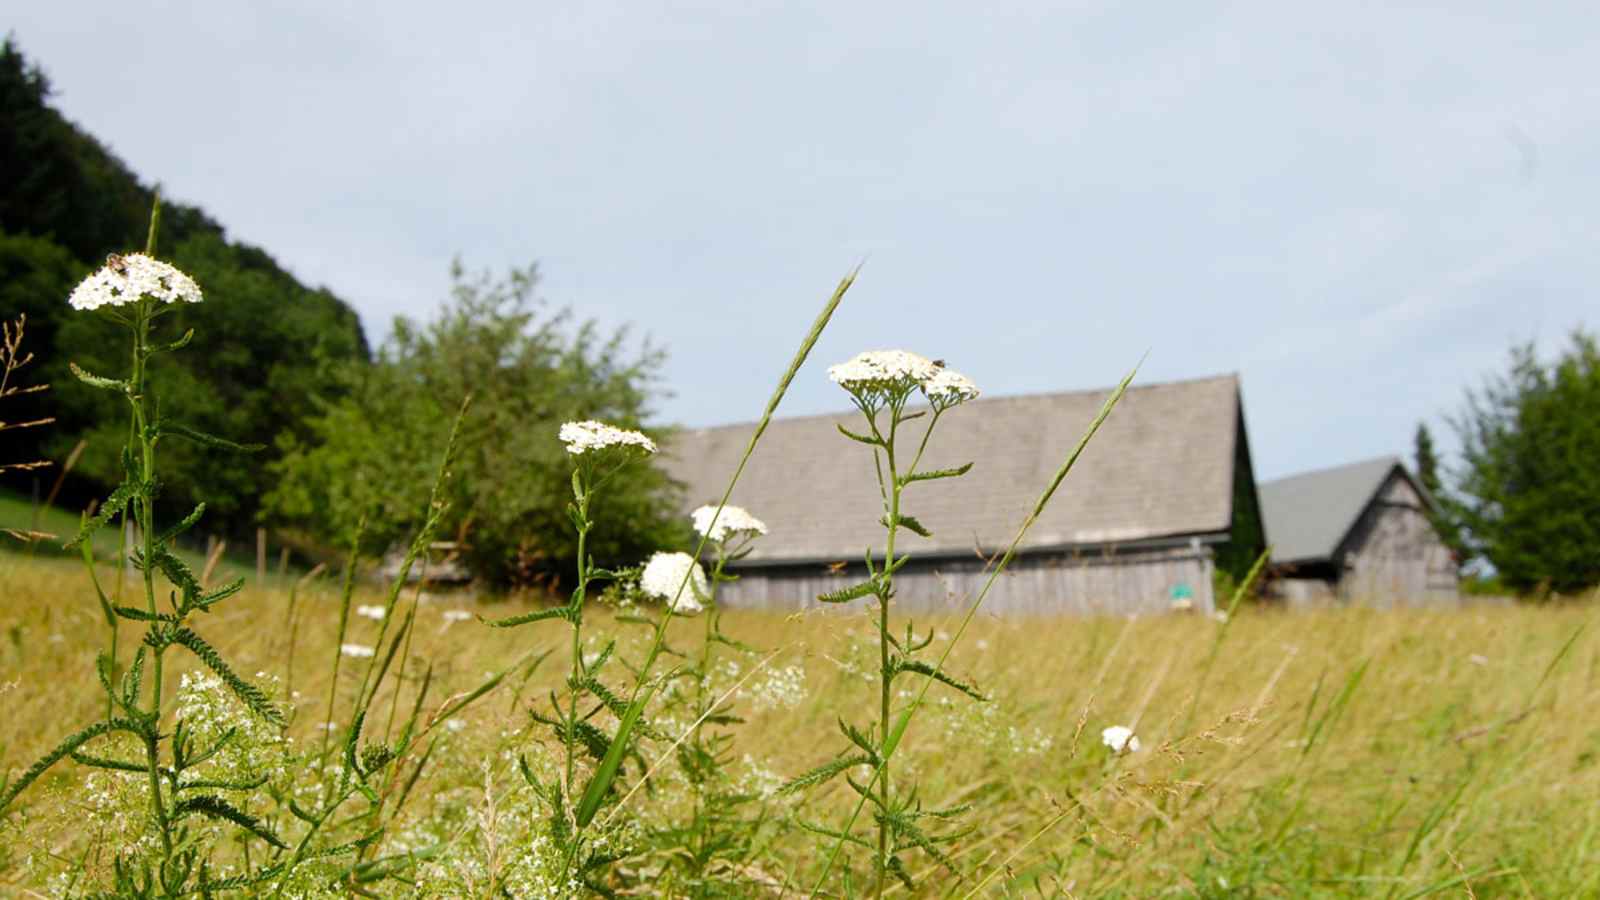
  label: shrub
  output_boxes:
[267,262,684,589]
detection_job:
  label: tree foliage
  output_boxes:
[266,262,685,589]
[0,37,369,532]
[1447,330,1600,595]
[1413,422,1466,566]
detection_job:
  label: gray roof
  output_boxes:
[1259,456,1408,564]
[662,374,1244,565]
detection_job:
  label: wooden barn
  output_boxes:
[1259,457,1459,607]
[662,374,1265,616]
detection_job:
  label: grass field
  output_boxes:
[1,549,1594,897]
[0,488,262,583]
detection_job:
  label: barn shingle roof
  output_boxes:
[1259,456,1406,564]
[662,373,1243,565]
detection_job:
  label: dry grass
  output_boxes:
[1,551,1596,896]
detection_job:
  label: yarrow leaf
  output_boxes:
[65,482,138,549]
[67,361,129,393]
[891,658,988,701]
[169,627,284,724]
[479,605,576,628]
[779,753,872,795]
[157,421,265,453]
[172,795,288,849]
[882,514,933,538]
[818,579,881,605]
[899,462,974,486]
[1,718,144,812]
[836,423,881,446]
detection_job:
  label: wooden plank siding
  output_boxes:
[715,543,1218,617]
[1270,467,1460,609]
[1338,474,1459,607]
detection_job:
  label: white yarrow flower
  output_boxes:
[558,420,656,456]
[441,609,474,623]
[340,643,376,659]
[922,367,980,406]
[828,350,942,393]
[68,253,203,311]
[355,604,386,621]
[1101,725,1141,754]
[639,551,709,614]
[690,504,768,541]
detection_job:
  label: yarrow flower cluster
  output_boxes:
[340,643,376,659]
[690,504,768,542]
[639,551,708,614]
[1101,724,1141,754]
[558,420,656,456]
[67,253,203,311]
[922,367,980,406]
[356,604,386,621]
[828,350,942,392]
[828,349,979,407]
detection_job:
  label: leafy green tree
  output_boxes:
[1448,330,1600,595]
[267,262,685,589]
[1413,422,1465,566]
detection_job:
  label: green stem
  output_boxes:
[690,543,728,871]
[565,484,591,798]
[875,403,903,899]
[129,304,174,863]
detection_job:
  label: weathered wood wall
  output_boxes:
[1339,474,1459,607]
[715,543,1217,617]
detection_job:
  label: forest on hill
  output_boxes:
[1,38,370,538]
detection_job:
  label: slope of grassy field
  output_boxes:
[0,552,1594,896]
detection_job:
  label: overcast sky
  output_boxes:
[10,2,1597,480]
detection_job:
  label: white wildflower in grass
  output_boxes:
[921,365,980,408]
[691,504,768,541]
[558,419,656,456]
[739,754,786,800]
[67,253,202,310]
[1102,724,1142,754]
[441,608,474,622]
[340,643,376,659]
[827,349,942,398]
[741,663,807,712]
[173,672,288,787]
[356,604,386,621]
[640,551,708,614]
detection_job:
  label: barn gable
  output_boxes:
[1260,457,1459,606]
[1259,457,1406,566]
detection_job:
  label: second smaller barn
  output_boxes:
[1260,456,1459,607]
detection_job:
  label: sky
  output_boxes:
[9,2,1598,480]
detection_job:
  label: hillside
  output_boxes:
[0,38,369,536]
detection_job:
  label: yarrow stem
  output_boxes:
[130,296,176,862]
[807,362,1136,896]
